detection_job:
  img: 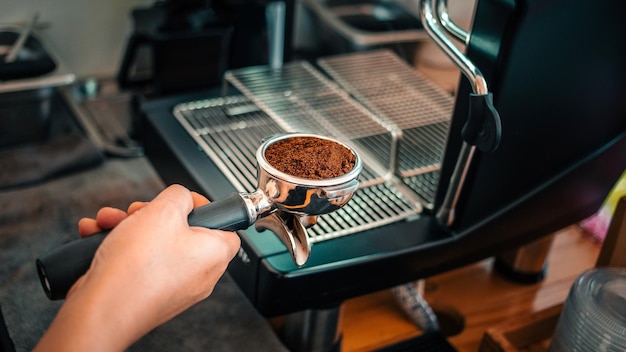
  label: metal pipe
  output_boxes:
[266,1,286,70]
[420,0,492,226]
[436,143,476,226]
[437,0,470,44]
[420,0,487,95]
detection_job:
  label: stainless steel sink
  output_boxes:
[299,0,428,56]
[0,26,75,148]
[0,26,75,93]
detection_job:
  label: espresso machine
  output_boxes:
[138,0,625,348]
[36,0,626,350]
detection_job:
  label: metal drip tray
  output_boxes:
[318,50,453,207]
[223,59,398,180]
[173,50,452,243]
[174,95,420,243]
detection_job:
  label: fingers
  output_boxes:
[146,184,195,222]
[96,207,129,230]
[191,191,210,208]
[78,218,101,237]
[78,185,211,238]
[211,229,241,258]
[127,201,148,215]
[128,191,207,215]
[78,207,129,237]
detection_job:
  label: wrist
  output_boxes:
[35,271,145,352]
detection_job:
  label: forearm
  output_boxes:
[34,185,240,351]
[34,273,148,352]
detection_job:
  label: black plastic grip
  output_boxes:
[187,193,252,230]
[36,232,107,300]
[36,193,251,300]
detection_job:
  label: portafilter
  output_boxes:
[36,133,362,300]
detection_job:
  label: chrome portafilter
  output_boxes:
[36,133,362,300]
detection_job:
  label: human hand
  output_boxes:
[35,184,241,352]
[76,189,212,237]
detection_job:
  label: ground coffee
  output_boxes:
[264,136,356,179]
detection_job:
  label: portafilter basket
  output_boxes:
[36,133,362,300]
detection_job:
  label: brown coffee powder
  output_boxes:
[264,136,356,179]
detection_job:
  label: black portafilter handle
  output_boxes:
[36,193,252,300]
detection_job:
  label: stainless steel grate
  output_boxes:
[224,61,400,178]
[307,182,419,240]
[174,96,279,192]
[224,61,394,140]
[318,50,453,130]
[173,95,421,243]
[173,50,452,243]
[318,50,454,207]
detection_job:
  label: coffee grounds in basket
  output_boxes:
[264,136,356,179]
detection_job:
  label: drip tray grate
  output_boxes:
[318,50,454,207]
[173,50,452,243]
[173,95,420,243]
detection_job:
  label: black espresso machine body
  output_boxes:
[141,0,626,317]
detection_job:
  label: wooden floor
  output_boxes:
[340,225,601,351]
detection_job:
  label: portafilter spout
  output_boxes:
[36,133,362,300]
